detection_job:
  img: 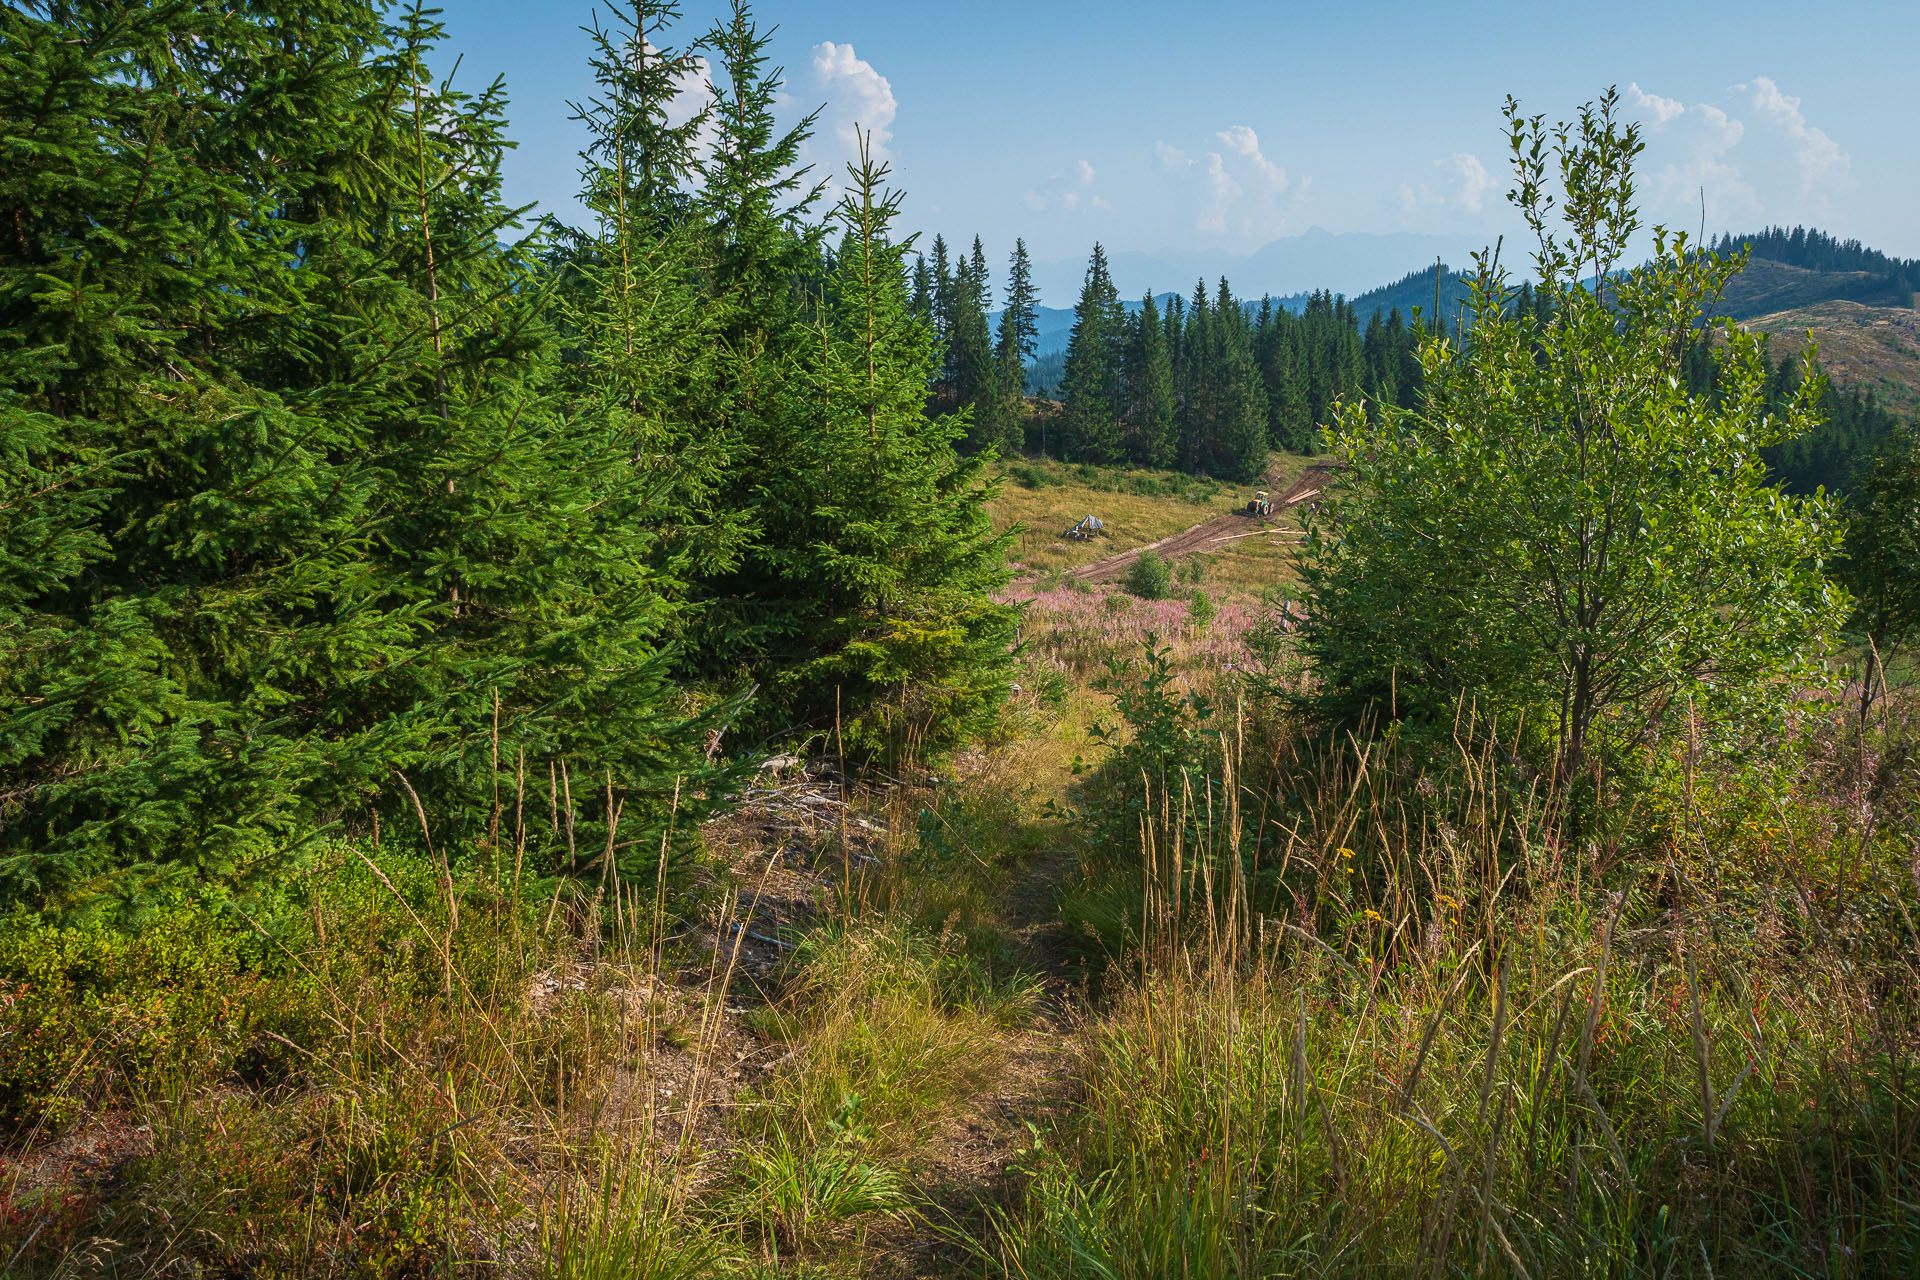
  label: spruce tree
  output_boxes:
[1255,302,1313,452]
[0,0,726,908]
[1123,293,1177,468]
[1209,278,1270,480]
[1061,243,1125,463]
[538,0,760,883]
[775,134,1018,754]
[910,254,934,328]
[951,236,996,451]
[1178,280,1215,471]
[1837,422,1920,717]
[681,0,827,713]
[990,237,1040,453]
[685,5,1012,753]
[929,233,956,398]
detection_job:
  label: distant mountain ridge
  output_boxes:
[1717,258,1917,319]
[1698,226,1917,319]
[1027,227,1492,309]
[1002,267,1474,365]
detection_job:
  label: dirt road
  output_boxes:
[1069,462,1336,583]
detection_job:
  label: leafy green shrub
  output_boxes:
[1302,93,1844,785]
[1083,642,1217,870]
[0,905,268,1130]
[0,851,540,1136]
[1033,666,1072,711]
[1122,551,1172,600]
[1186,589,1217,630]
[0,850,651,1274]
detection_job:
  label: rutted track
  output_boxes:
[1069,463,1336,584]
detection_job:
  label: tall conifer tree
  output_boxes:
[1124,293,1177,468]
[928,233,956,396]
[952,236,996,450]
[1210,278,1272,481]
[1061,243,1125,463]
[684,6,1011,752]
[990,237,1040,453]
[775,134,1018,753]
[0,0,726,906]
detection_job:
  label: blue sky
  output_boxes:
[437,0,1919,299]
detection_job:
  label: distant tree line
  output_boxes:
[914,239,1432,480]
[1714,226,1920,301]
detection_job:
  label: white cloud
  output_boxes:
[1626,82,1684,126]
[1394,153,1495,220]
[1448,152,1493,212]
[1216,125,1289,193]
[1198,152,1242,234]
[1622,77,1853,227]
[807,41,896,191]
[1167,125,1304,241]
[1740,75,1851,196]
[1025,159,1109,216]
[1623,83,1759,227]
[1154,141,1193,171]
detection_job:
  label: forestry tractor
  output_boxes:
[1244,490,1273,517]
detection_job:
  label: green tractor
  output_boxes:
[1244,490,1273,517]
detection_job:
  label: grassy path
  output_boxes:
[712,736,1091,1276]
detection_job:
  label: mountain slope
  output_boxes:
[1719,258,1915,319]
[1740,301,1920,416]
[1004,232,1920,408]
[1343,263,1475,326]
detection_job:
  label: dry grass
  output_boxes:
[11,473,1913,1279]
[1739,300,1920,415]
[974,593,1920,1279]
[991,454,1314,581]
[0,850,771,1278]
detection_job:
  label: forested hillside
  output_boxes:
[960,224,1920,493]
[1714,226,1920,314]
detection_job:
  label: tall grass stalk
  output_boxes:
[989,699,1920,1278]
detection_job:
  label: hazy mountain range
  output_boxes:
[1004,263,1478,363]
[1027,227,1494,310]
